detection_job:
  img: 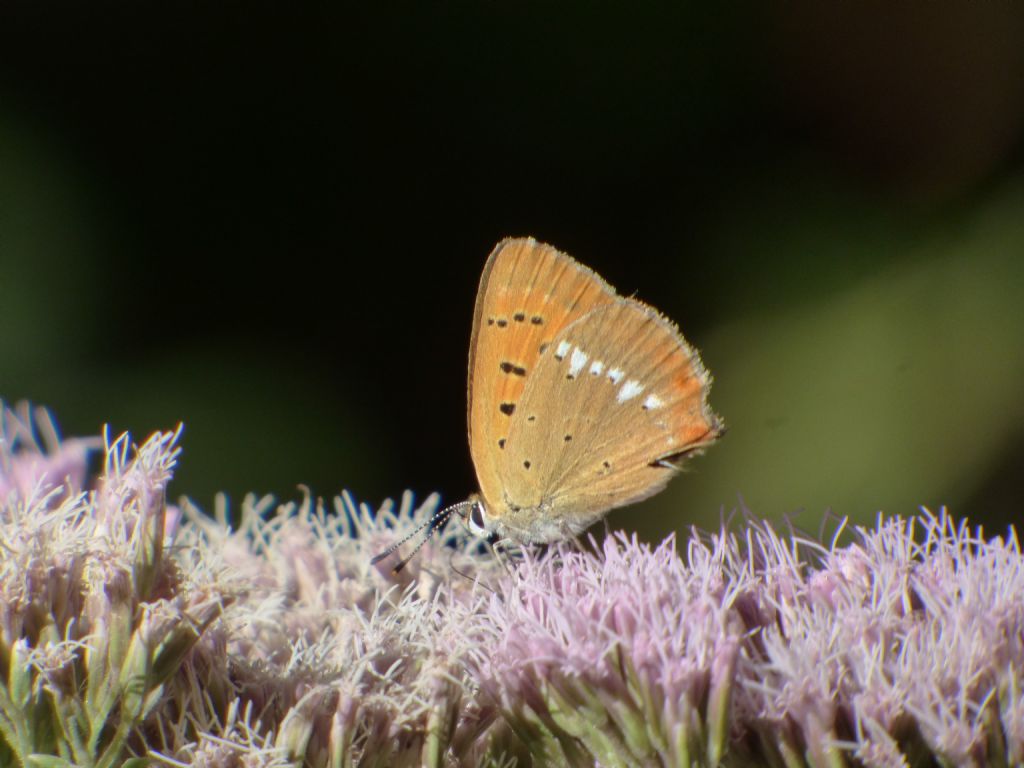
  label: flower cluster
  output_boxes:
[466,532,745,767]
[1,401,1021,767]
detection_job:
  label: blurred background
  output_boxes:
[2,3,1023,541]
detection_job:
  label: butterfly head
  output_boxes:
[460,494,502,545]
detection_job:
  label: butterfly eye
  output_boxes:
[466,502,489,538]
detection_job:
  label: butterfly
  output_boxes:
[373,237,721,570]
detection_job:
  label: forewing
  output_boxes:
[467,238,618,513]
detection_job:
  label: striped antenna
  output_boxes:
[370,500,475,573]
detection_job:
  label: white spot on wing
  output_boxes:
[555,340,572,360]
[589,360,605,375]
[617,380,644,403]
[608,368,624,384]
[643,394,663,410]
[569,347,588,377]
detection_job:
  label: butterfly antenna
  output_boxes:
[370,505,455,573]
[369,518,431,565]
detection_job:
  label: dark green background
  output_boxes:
[3,3,1023,540]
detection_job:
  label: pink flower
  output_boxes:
[0,401,98,503]
[468,532,746,766]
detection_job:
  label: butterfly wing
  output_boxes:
[468,238,618,518]
[491,298,722,542]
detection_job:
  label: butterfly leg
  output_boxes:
[485,536,525,576]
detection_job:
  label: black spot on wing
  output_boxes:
[499,361,527,376]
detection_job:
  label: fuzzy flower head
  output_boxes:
[170,487,504,766]
[0,402,219,768]
[0,401,98,506]
[733,511,1024,768]
[468,531,747,767]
